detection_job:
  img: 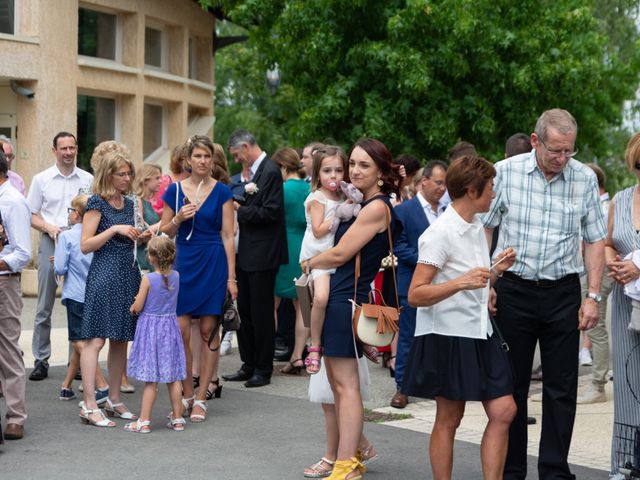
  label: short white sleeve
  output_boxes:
[417,224,448,269]
[26,173,43,214]
[304,190,328,209]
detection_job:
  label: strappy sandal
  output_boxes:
[123,419,151,434]
[206,379,222,400]
[79,405,115,428]
[303,457,335,478]
[280,358,304,375]
[327,457,365,480]
[167,394,195,419]
[166,416,186,432]
[356,444,379,465]
[190,399,207,423]
[362,345,380,364]
[305,347,322,375]
[104,398,138,420]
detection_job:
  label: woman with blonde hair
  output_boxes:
[272,147,310,374]
[79,148,150,427]
[134,163,162,270]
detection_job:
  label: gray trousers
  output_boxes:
[31,234,56,367]
[0,275,27,425]
[582,271,614,387]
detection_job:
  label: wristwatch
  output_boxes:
[586,292,602,303]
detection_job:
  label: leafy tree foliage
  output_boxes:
[206,0,640,189]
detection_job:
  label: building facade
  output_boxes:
[0,0,216,181]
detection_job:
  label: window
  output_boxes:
[145,26,165,69]
[78,8,117,60]
[0,0,14,35]
[188,37,197,80]
[143,103,164,158]
[77,95,116,172]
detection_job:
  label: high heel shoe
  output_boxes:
[326,458,365,480]
[206,378,223,400]
[281,358,304,375]
[79,405,116,428]
[104,398,138,420]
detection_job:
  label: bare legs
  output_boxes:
[80,337,107,423]
[62,341,107,390]
[106,340,128,408]
[429,395,516,480]
[137,381,183,423]
[324,356,362,459]
[308,274,330,372]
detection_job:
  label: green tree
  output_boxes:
[206,0,640,173]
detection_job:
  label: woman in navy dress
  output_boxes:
[161,135,237,423]
[302,139,401,480]
[80,149,148,427]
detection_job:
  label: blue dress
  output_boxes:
[82,195,141,341]
[163,181,233,316]
[322,196,399,358]
[127,271,186,383]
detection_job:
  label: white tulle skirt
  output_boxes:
[308,356,371,404]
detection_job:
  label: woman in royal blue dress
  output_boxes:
[161,135,237,423]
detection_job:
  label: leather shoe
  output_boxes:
[274,349,291,362]
[527,416,537,425]
[29,363,48,381]
[4,423,24,440]
[244,374,270,388]
[390,391,408,409]
[222,369,253,382]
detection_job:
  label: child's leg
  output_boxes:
[307,274,330,374]
[139,382,158,421]
[61,343,81,389]
[167,381,183,419]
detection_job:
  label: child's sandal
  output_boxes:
[123,419,151,434]
[167,416,186,432]
[305,346,323,375]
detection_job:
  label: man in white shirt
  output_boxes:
[26,132,93,381]
[0,150,32,439]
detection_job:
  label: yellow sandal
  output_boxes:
[327,457,365,480]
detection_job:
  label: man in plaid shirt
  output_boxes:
[483,108,606,480]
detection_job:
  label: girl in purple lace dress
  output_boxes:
[126,236,187,433]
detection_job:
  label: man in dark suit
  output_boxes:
[222,129,288,387]
[391,160,447,408]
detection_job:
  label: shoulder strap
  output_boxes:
[175,181,180,214]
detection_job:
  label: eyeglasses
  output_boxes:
[539,139,578,159]
[112,171,133,178]
[67,207,78,214]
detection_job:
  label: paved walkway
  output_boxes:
[2,297,613,479]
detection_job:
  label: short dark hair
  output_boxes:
[393,154,421,177]
[447,141,477,162]
[423,160,448,178]
[585,163,606,189]
[446,155,496,200]
[53,131,77,149]
[0,150,7,178]
[505,133,532,158]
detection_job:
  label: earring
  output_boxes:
[377,179,384,187]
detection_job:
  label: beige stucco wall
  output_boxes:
[0,0,215,291]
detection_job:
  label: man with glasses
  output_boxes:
[483,109,606,480]
[0,137,25,195]
[26,132,93,381]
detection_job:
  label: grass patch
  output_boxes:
[364,408,413,423]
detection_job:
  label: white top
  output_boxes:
[416,191,446,226]
[299,190,341,262]
[623,251,640,301]
[26,164,93,227]
[415,205,492,339]
[0,181,32,273]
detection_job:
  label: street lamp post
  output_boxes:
[266,65,281,95]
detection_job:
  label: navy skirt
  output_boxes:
[401,332,513,402]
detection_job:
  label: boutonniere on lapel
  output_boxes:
[245,182,259,195]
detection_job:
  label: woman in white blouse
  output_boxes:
[403,155,516,480]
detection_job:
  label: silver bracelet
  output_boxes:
[171,217,179,226]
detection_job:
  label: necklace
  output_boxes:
[109,196,124,209]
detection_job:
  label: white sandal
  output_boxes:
[167,416,186,431]
[104,398,138,420]
[79,405,116,428]
[123,419,151,434]
[303,457,335,478]
[166,395,195,419]
[189,399,207,423]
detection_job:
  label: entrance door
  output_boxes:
[0,113,16,140]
